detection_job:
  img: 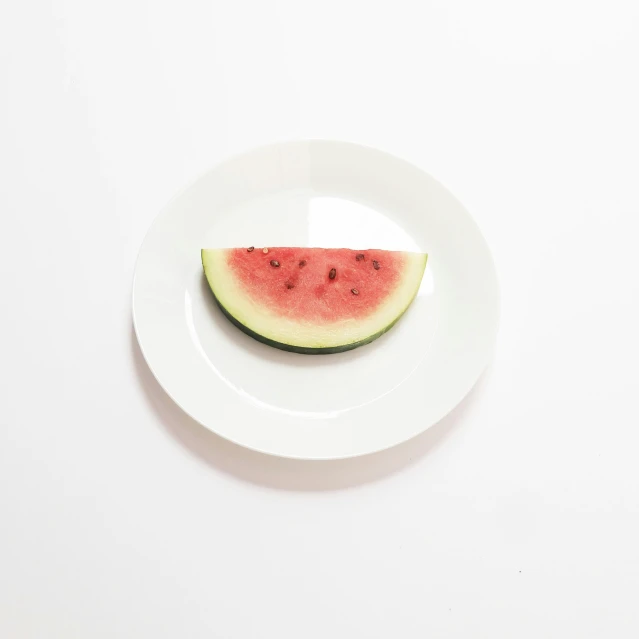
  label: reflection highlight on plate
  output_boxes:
[185,290,424,420]
[307,197,422,250]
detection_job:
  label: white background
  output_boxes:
[1,1,638,637]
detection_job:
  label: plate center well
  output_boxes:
[188,192,439,417]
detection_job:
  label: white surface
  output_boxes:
[1,0,638,636]
[134,140,499,458]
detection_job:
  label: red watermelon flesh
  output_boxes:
[227,247,406,323]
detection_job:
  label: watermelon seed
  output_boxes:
[373,260,380,270]
[286,282,295,289]
[356,253,365,261]
[329,268,336,280]
[247,246,254,252]
[263,248,269,254]
[351,288,359,295]
[299,260,306,267]
[270,260,280,267]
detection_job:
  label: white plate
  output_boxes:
[133,140,500,460]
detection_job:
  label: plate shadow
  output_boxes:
[131,324,491,491]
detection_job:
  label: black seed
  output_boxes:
[299,260,306,267]
[356,253,365,261]
[351,288,359,295]
[329,268,336,280]
[247,246,254,252]
[372,260,380,270]
[286,282,294,289]
[270,260,280,267]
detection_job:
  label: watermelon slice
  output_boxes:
[201,247,427,354]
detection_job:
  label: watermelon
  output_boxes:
[201,247,427,354]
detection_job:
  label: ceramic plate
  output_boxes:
[133,140,499,459]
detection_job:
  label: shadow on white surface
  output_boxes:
[131,325,489,490]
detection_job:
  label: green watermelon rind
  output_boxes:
[201,248,427,355]
[212,290,408,354]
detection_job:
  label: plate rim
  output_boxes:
[132,138,500,460]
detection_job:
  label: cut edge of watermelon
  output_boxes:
[201,248,427,354]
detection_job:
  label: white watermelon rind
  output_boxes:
[201,248,427,354]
